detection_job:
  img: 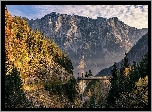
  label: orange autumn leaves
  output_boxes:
[5,8,67,79]
[5,9,40,76]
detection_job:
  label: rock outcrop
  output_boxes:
[24,13,148,77]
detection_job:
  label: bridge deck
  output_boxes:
[77,77,111,80]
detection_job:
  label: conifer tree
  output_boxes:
[113,52,148,108]
[119,53,130,92]
[106,62,119,108]
[5,65,31,108]
[139,52,148,78]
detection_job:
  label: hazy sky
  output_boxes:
[6,5,148,29]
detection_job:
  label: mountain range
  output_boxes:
[96,32,148,76]
[23,12,148,77]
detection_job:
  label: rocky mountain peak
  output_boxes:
[26,12,148,77]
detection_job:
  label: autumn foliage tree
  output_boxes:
[5,7,74,79]
[5,7,75,108]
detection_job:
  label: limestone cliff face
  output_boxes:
[24,13,148,77]
[97,32,148,76]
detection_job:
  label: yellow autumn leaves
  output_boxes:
[5,8,64,81]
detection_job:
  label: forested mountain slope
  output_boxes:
[5,7,81,108]
[97,32,148,76]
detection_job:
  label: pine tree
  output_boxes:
[106,53,131,107]
[119,53,131,92]
[106,62,119,108]
[139,52,148,78]
[5,65,31,108]
[128,52,148,92]
[114,52,148,108]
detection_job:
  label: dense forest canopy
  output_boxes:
[106,52,148,108]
